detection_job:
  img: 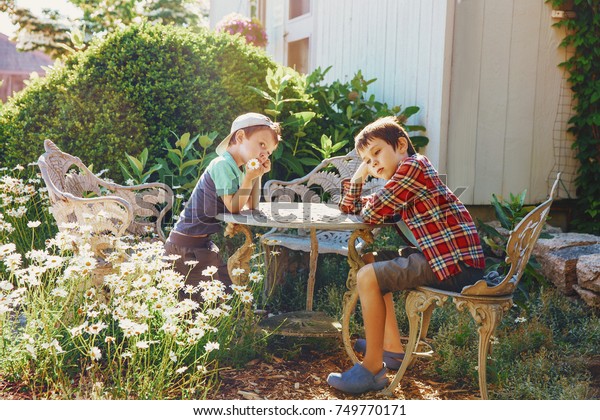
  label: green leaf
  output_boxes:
[410,135,429,149]
[346,105,353,120]
[140,148,149,166]
[248,85,274,101]
[169,148,183,159]
[198,135,213,149]
[491,194,512,230]
[517,189,527,207]
[330,140,349,152]
[273,146,284,159]
[293,111,316,125]
[309,144,326,154]
[177,133,190,150]
[118,161,134,182]
[405,125,427,132]
[320,134,332,149]
[264,109,281,118]
[126,154,143,174]
[147,163,163,173]
[477,220,504,240]
[280,156,305,177]
[182,181,197,191]
[401,106,420,118]
[299,157,322,166]
[180,159,203,170]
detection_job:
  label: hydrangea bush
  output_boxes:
[216,13,268,48]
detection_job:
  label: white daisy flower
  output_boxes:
[184,260,199,267]
[246,159,260,170]
[240,291,253,304]
[136,341,150,349]
[204,342,220,353]
[85,322,108,335]
[515,317,527,323]
[231,284,247,294]
[89,346,102,361]
[201,266,218,277]
[248,272,263,283]
[27,220,42,228]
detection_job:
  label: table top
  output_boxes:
[216,202,374,230]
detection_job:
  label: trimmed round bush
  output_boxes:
[0,23,303,180]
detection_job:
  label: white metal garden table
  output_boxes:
[217,202,375,351]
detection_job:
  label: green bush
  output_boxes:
[0,23,304,182]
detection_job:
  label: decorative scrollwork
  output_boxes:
[38,139,174,253]
[462,175,559,297]
[224,223,254,286]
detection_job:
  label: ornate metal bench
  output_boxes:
[37,139,173,259]
[341,173,561,399]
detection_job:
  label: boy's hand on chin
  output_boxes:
[351,161,369,184]
[245,159,263,180]
[261,158,271,174]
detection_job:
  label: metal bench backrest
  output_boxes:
[38,139,173,242]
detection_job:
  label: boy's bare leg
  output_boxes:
[383,293,405,353]
[361,253,404,354]
[356,264,386,375]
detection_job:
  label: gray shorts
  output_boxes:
[372,247,484,295]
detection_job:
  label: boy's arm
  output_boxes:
[339,179,364,214]
[222,159,270,213]
[221,175,256,214]
[248,158,271,209]
[339,162,370,214]
[360,159,425,224]
[222,165,265,213]
[248,176,261,209]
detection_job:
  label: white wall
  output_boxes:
[309,0,451,171]
[209,0,577,204]
[446,0,576,204]
[209,0,250,28]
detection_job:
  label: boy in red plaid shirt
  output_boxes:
[327,116,485,394]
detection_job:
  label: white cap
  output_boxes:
[215,112,278,155]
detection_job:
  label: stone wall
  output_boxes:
[533,232,600,308]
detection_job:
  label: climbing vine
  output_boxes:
[548,0,600,233]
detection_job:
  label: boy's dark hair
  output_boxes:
[355,116,416,156]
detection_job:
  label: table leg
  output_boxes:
[306,227,318,311]
[224,223,254,285]
[341,228,374,363]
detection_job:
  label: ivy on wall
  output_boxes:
[548,0,600,234]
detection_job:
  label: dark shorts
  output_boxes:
[372,247,484,295]
[164,232,232,302]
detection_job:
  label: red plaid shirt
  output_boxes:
[340,154,485,281]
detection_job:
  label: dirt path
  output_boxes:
[0,348,477,401]
[211,347,479,400]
